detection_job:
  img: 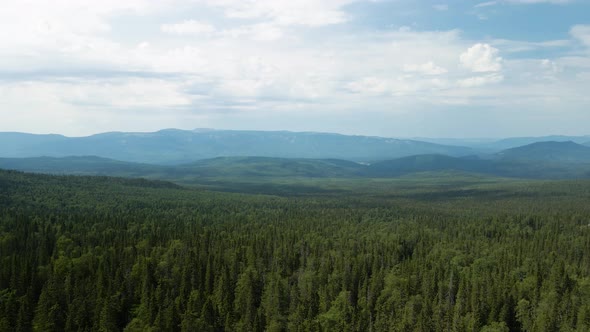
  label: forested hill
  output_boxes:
[0,156,162,176]
[1,169,590,331]
[2,151,590,183]
[365,154,495,177]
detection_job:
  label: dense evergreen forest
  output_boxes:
[1,169,590,331]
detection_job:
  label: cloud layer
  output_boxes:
[0,0,589,137]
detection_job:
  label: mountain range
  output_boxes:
[0,129,475,164]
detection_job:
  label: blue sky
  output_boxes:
[0,0,589,138]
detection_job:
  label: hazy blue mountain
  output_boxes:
[0,132,69,156]
[0,129,474,164]
[397,135,590,154]
[480,136,590,151]
[495,141,590,163]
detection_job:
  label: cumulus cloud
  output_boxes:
[460,43,503,72]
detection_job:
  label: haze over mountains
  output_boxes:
[1,129,590,181]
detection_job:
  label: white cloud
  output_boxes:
[433,4,449,11]
[161,20,284,41]
[0,78,198,135]
[0,1,589,136]
[490,39,570,53]
[198,0,358,27]
[571,25,590,48]
[221,23,284,41]
[403,61,448,75]
[457,73,504,88]
[3,79,192,109]
[161,20,215,35]
[476,0,571,6]
[69,79,193,108]
[475,1,498,7]
[460,43,503,72]
[540,59,561,74]
[346,77,390,95]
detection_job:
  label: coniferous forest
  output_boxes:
[1,169,590,331]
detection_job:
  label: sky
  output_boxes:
[0,0,589,138]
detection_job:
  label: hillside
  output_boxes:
[366,154,495,177]
[0,156,366,182]
[495,141,590,163]
[0,129,474,164]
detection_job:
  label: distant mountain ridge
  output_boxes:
[0,129,474,164]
